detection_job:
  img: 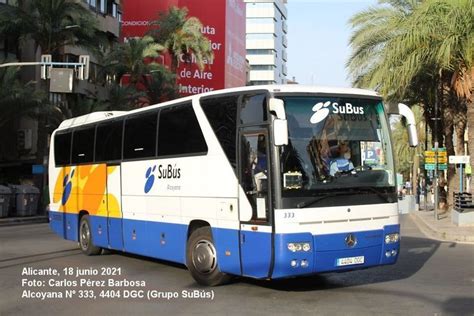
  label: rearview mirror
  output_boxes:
[269,98,286,119]
[274,119,288,146]
[398,103,418,147]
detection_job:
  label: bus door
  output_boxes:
[106,164,123,250]
[238,130,273,278]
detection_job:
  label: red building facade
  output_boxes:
[122,0,247,95]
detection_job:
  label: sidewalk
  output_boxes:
[410,208,474,243]
[0,215,48,227]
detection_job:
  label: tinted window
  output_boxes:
[54,132,72,166]
[240,94,267,125]
[72,127,95,164]
[95,120,123,162]
[201,95,238,172]
[124,112,157,159]
[158,104,207,156]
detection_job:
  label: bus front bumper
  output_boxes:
[271,224,400,279]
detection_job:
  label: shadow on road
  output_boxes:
[0,249,80,270]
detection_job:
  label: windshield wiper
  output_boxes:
[296,191,352,208]
[352,187,394,203]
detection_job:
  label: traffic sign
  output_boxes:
[425,151,435,157]
[424,164,435,170]
[424,157,436,164]
[425,163,447,170]
[449,155,470,164]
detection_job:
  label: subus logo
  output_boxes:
[310,101,331,124]
[144,164,182,193]
[144,166,156,194]
[310,101,365,124]
[61,169,75,205]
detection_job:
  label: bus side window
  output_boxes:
[95,120,123,162]
[240,94,267,125]
[55,132,72,166]
[123,112,158,160]
[71,127,95,164]
[158,103,207,157]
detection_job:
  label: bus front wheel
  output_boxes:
[186,226,230,286]
[79,215,101,256]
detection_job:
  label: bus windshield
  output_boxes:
[279,96,395,196]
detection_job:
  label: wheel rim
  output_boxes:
[80,220,90,250]
[192,239,217,274]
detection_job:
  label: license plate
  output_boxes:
[336,256,365,266]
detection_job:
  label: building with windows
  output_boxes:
[0,0,122,210]
[244,0,288,85]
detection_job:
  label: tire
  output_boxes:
[79,215,101,256]
[186,226,231,286]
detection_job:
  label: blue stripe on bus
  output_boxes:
[48,211,399,279]
[89,215,108,248]
[240,230,272,278]
[121,218,187,263]
[49,211,65,238]
[212,227,242,275]
[108,217,123,250]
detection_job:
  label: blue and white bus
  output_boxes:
[48,85,417,285]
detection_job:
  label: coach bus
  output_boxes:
[48,85,417,286]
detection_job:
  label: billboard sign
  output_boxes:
[121,0,246,96]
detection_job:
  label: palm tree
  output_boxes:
[0,0,102,58]
[142,65,179,105]
[110,36,164,85]
[348,0,473,201]
[148,6,214,73]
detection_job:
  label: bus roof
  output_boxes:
[56,85,381,130]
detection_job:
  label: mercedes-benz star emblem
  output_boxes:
[345,233,357,247]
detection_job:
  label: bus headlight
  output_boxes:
[287,242,311,252]
[385,233,399,244]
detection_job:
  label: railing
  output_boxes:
[453,192,474,212]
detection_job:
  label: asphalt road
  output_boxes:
[0,215,473,315]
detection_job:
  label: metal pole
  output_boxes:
[434,77,439,220]
[434,143,439,219]
[0,61,42,68]
[460,164,463,193]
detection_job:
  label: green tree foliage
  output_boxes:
[348,0,472,100]
[142,65,179,105]
[108,36,178,106]
[348,0,473,198]
[110,36,164,85]
[148,6,214,72]
[0,0,102,56]
[0,64,46,128]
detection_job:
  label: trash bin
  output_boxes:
[0,185,11,218]
[14,185,40,217]
[8,184,18,216]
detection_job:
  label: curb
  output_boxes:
[0,216,48,227]
[409,212,474,243]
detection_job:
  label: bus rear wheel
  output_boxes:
[79,215,101,256]
[186,226,230,286]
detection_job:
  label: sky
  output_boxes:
[286,0,378,87]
